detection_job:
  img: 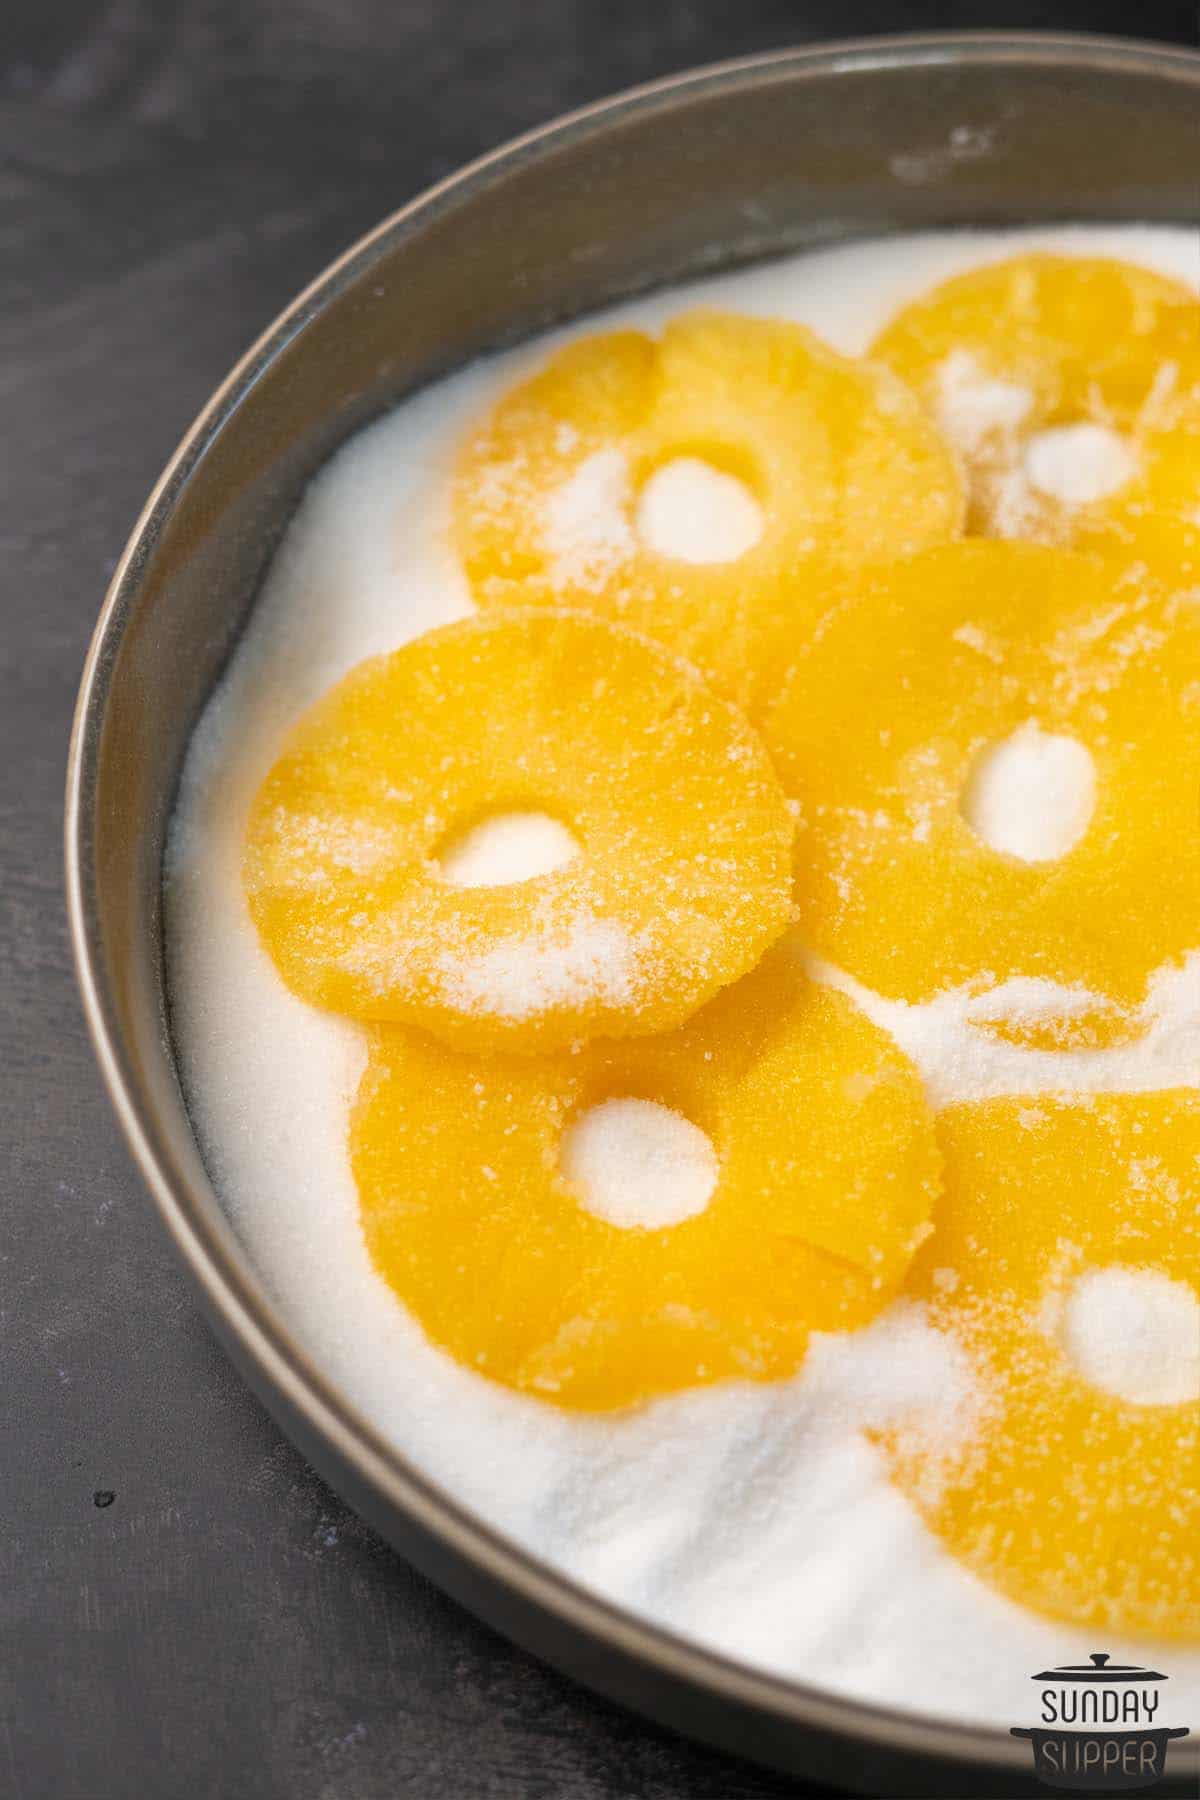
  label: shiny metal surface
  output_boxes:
[65,34,1200,1796]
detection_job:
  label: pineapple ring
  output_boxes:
[871,253,1200,575]
[762,541,1200,1017]
[243,609,794,1053]
[884,1093,1200,1639]
[453,310,963,710]
[350,947,941,1412]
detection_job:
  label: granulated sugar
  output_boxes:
[1056,1266,1200,1407]
[543,422,763,585]
[935,347,1033,451]
[635,456,764,564]
[435,906,643,1022]
[934,353,1140,538]
[438,810,579,887]
[1024,421,1137,507]
[961,721,1095,863]
[812,950,1200,1111]
[563,1097,719,1228]
[165,225,1200,1729]
[543,446,635,591]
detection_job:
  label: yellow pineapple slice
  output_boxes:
[762,542,1200,1023]
[351,946,940,1411]
[244,609,793,1053]
[454,311,963,710]
[883,1092,1200,1639]
[871,253,1200,576]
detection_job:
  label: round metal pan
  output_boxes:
[65,33,1200,1797]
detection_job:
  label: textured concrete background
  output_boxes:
[2,4,1194,1796]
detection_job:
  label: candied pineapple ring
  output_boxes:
[244,610,793,1053]
[350,947,941,1411]
[454,311,963,708]
[763,541,1200,1017]
[871,253,1200,573]
[883,1093,1200,1639]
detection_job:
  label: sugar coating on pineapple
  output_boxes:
[763,541,1200,1031]
[350,948,941,1412]
[882,1092,1200,1640]
[242,609,793,1054]
[871,253,1200,577]
[453,310,963,711]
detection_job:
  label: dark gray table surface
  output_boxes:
[4,4,1195,1797]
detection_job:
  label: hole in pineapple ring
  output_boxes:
[635,456,764,564]
[1022,421,1137,507]
[960,722,1095,863]
[562,1097,719,1230]
[1057,1265,1200,1407]
[437,810,579,888]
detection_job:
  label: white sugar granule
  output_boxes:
[1056,1266,1200,1407]
[935,355,1139,536]
[437,908,643,1021]
[271,813,398,881]
[563,1098,718,1228]
[166,225,1200,1731]
[438,811,579,887]
[811,950,1200,1112]
[542,446,635,590]
[1023,421,1137,507]
[635,456,763,564]
[936,347,1033,451]
[960,721,1095,863]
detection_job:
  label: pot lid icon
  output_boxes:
[1033,1652,1166,1683]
